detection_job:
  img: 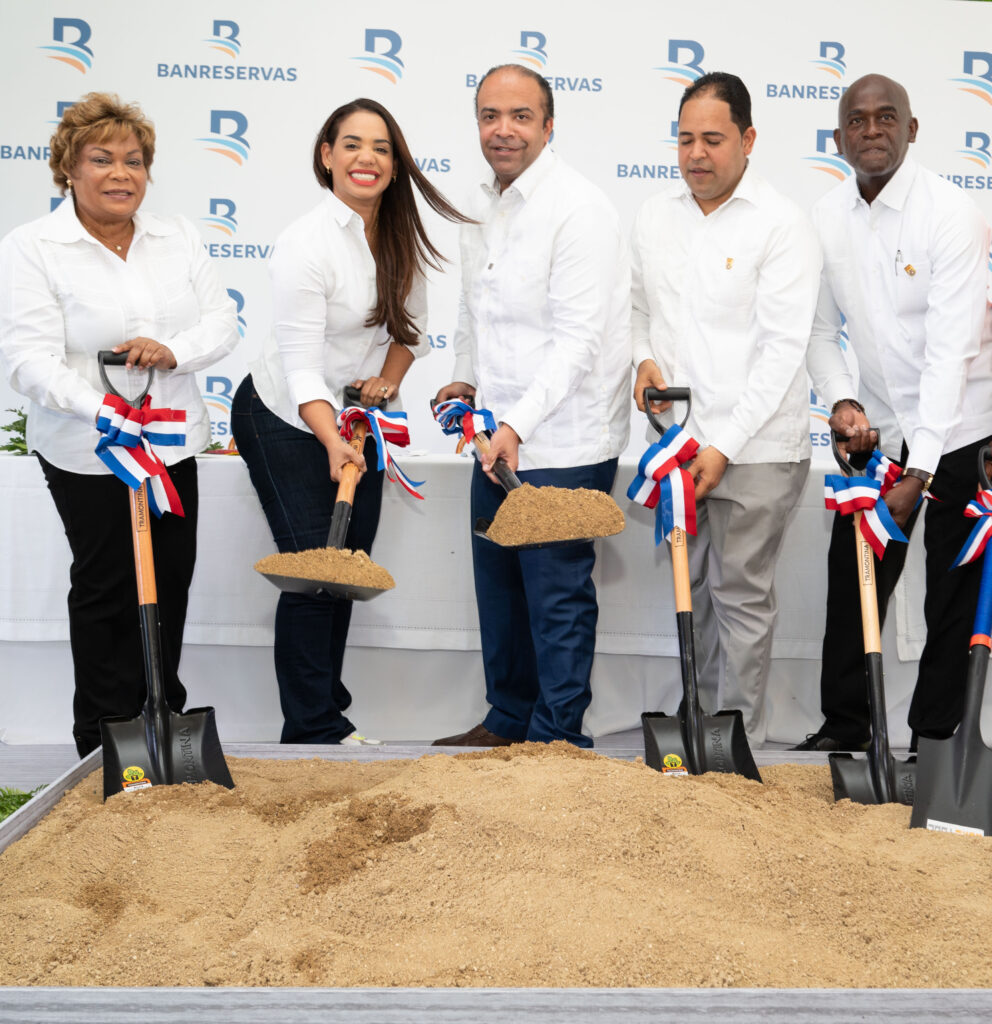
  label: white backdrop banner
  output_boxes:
[1,0,990,457]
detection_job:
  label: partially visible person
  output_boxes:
[433,64,631,749]
[631,72,821,747]
[232,98,470,745]
[801,73,992,751]
[0,92,239,757]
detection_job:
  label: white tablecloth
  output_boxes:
[0,452,930,745]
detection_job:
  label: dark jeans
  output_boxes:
[39,454,198,757]
[231,375,383,743]
[819,436,990,741]
[471,457,619,748]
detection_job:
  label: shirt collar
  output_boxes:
[324,188,365,229]
[38,195,176,244]
[842,155,918,211]
[678,160,758,213]
[480,144,556,201]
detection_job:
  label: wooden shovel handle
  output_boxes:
[129,481,157,605]
[336,421,367,506]
[853,510,882,654]
[670,526,692,614]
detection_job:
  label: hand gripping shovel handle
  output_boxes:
[429,396,522,492]
[469,430,522,493]
[327,385,380,550]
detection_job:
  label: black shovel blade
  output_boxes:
[829,751,917,806]
[101,706,235,800]
[910,730,992,836]
[258,570,386,601]
[642,709,762,782]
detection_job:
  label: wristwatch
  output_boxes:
[903,467,934,491]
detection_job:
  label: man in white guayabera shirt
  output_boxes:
[631,71,822,747]
[799,74,992,753]
[433,63,631,749]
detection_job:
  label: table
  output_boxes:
[0,452,930,745]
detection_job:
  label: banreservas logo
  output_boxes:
[203,375,235,440]
[158,20,297,81]
[767,41,847,100]
[804,129,851,181]
[198,111,250,165]
[655,40,705,89]
[1,101,66,163]
[952,51,992,106]
[940,131,992,191]
[617,121,681,181]
[39,18,93,73]
[465,31,602,93]
[201,198,273,259]
[354,29,404,83]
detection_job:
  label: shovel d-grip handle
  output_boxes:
[343,384,387,409]
[830,427,878,475]
[98,349,154,409]
[644,386,691,435]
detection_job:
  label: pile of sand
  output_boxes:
[0,744,989,988]
[486,485,625,546]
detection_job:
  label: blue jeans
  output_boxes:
[231,376,383,743]
[470,458,618,747]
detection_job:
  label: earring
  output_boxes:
[66,178,72,189]
[391,175,397,182]
[324,165,331,173]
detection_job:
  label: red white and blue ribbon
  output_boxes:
[952,487,992,567]
[626,423,700,545]
[94,393,186,517]
[433,399,498,444]
[337,406,424,499]
[824,449,913,560]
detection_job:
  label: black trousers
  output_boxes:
[818,436,990,742]
[39,455,198,757]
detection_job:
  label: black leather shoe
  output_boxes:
[431,723,516,747]
[791,729,870,752]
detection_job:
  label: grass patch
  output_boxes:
[0,786,43,824]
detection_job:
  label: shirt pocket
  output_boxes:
[892,254,930,318]
[703,251,757,312]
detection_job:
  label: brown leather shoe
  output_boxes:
[431,723,515,747]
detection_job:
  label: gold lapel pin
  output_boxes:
[903,264,916,277]
[725,257,734,270]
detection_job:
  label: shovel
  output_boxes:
[910,445,992,835]
[430,397,604,551]
[256,386,391,601]
[639,387,762,782]
[96,351,234,800]
[827,432,916,806]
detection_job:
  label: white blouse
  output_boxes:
[0,197,238,473]
[249,190,428,431]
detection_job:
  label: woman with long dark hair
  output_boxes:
[232,98,469,745]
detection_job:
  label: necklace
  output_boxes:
[83,219,134,254]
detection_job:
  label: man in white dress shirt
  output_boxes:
[800,74,992,751]
[433,64,630,748]
[631,72,821,746]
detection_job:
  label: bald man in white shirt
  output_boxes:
[433,64,631,748]
[800,74,992,752]
[631,72,821,747]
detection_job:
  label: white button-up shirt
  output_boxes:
[250,191,427,429]
[452,147,631,470]
[807,157,992,473]
[631,167,821,464]
[0,197,238,473]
